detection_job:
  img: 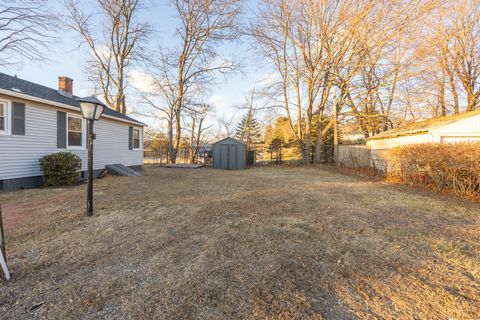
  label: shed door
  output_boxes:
[220,144,229,169]
[228,145,237,169]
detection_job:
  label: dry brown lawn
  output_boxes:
[0,166,479,319]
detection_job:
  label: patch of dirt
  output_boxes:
[1,196,64,233]
[0,167,479,319]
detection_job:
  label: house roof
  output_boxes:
[0,72,144,126]
[367,110,480,141]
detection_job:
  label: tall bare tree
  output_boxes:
[251,0,311,164]
[0,0,56,66]
[450,0,480,111]
[186,103,212,163]
[64,0,150,114]
[414,2,460,117]
[158,0,242,163]
[251,0,377,164]
[217,114,236,138]
[137,72,177,163]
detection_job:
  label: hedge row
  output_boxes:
[386,143,480,198]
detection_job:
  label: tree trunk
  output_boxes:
[279,142,282,164]
[467,90,476,112]
[188,117,196,164]
[298,140,308,165]
[173,54,186,164]
[447,68,459,114]
[313,113,323,164]
[167,122,174,164]
[439,70,446,116]
[333,97,338,166]
[304,117,311,165]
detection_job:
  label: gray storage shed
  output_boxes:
[212,137,247,169]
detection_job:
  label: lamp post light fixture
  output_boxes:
[76,96,107,217]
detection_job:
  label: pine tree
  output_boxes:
[235,112,262,149]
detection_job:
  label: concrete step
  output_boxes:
[105,164,141,177]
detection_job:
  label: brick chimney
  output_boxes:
[58,76,73,96]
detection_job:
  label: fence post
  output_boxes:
[0,205,8,280]
[0,205,5,263]
[279,142,283,164]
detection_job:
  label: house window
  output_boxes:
[67,114,83,147]
[0,101,7,133]
[133,128,140,149]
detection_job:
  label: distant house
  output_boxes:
[0,73,144,191]
[339,123,366,144]
[366,110,480,161]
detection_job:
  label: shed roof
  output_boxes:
[0,72,144,126]
[212,137,246,146]
[367,110,480,141]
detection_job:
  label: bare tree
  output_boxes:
[252,0,436,165]
[159,0,242,163]
[251,0,309,164]
[387,0,480,118]
[217,114,236,138]
[0,0,56,66]
[450,0,480,111]
[134,51,181,163]
[323,0,430,141]
[185,103,212,163]
[64,0,150,114]
[137,85,177,163]
[413,2,460,117]
[251,0,377,164]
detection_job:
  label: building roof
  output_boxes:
[213,136,246,146]
[0,72,144,126]
[367,110,480,141]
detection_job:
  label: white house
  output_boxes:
[0,73,144,191]
[366,110,480,163]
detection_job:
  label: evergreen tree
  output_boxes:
[235,112,262,149]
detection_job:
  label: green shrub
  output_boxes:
[39,152,82,187]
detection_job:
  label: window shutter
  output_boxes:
[128,126,133,150]
[57,111,66,148]
[11,102,25,135]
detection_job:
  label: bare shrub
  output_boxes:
[386,143,480,198]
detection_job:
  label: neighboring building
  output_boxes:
[212,137,246,170]
[340,131,366,144]
[339,123,366,144]
[0,73,144,191]
[198,143,213,158]
[367,110,480,163]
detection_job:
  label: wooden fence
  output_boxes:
[144,148,211,165]
[337,145,372,169]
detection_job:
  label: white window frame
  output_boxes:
[0,100,11,135]
[66,113,85,149]
[132,127,141,150]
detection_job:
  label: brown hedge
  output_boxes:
[386,143,480,198]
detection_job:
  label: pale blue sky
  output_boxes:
[2,0,268,128]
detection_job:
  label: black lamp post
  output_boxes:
[76,96,106,217]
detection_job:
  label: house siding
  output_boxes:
[431,113,480,140]
[367,133,431,152]
[0,97,143,183]
[367,113,480,152]
[366,114,480,170]
[366,134,431,170]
